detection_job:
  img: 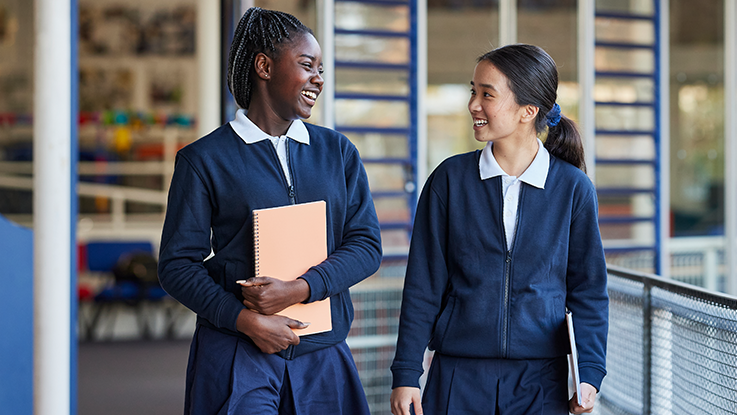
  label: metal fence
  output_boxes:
[348,277,403,415]
[599,265,737,415]
[347,263,737,415]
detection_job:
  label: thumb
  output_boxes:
[286,318,310,330]
[238,277,270,287]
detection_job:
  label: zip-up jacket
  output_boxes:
[390,150,608,390]
[158,122,382,359]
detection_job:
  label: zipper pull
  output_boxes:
[288,185,295,200]
[506,252,512,263]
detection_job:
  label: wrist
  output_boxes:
[292,278,311,304]
[235,308,259,336]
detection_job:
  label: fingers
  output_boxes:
[411,394,424,415]
[568,395,595,414]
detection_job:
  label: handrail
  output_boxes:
[608,264,737,308]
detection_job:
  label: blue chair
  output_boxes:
[82,241,174,340]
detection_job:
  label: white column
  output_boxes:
[416,0,428,188]
[658,0,670,278]
[34,0,72,413]
[197,0,222,137]
[317,0,335,129]
[578,0,596,182]
[724,0,737,294]
[499,0,517,47]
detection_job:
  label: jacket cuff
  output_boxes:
[219,296,246,332]
[391,367,424,389]
[579,366,606,392]
[300,268,328,303]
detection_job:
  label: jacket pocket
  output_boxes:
[431,295,457,345]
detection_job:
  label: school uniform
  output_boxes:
[390,140,608,415]
[158,109,382,414]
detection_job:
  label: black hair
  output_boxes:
[227,7,314,110]
[477,44,586,172]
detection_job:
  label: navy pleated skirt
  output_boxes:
[421,353,570,415]
[183,325,371,415]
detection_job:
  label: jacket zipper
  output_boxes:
[286,139,296,205]
[285,139,296,360]
[501,185,524,359]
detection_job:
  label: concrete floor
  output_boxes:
[78,339,191,415]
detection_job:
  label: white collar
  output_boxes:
[479,138,549,189]
[229,109,310,145]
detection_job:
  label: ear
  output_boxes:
[520,104,539,124]
[254,53,272,81]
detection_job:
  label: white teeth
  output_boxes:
[302,91,317,100]
[474,119,488,126]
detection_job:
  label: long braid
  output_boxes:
[227,8,313,109]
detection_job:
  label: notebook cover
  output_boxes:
[566,310,582,405]
[253,200,331,336]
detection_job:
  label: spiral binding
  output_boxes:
[253,211,260,277]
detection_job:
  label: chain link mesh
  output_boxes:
[599,271,737,415]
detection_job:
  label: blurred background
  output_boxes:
[1,0,736,414]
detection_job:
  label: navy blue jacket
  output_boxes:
[391,151,608,390]
[158,122,382,359]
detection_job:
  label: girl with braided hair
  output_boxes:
[390,44,608,415]
[158,8,381,414]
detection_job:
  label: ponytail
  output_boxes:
[544,115,586,173]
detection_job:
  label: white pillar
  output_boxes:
[34,0,72,413]
[578,0,596,183]
[317,0,335,129]
[197,0,222,137]
[499,0,517,46]
[724,0,737,294]
[416,0,428,189]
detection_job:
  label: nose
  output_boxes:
[468,94,481,113]
[312,71,324,90]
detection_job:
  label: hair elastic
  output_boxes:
[546,103,561,127]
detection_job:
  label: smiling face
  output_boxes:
[264,33,324,121]
[468,60,532,143]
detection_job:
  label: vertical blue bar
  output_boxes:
[652,0,661,275]
[408,0,418,225]
[70,0,79,413]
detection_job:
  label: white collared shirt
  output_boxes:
[229,109,310,185]
[479,139,550,250]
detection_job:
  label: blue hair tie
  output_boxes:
[546,103,561,127]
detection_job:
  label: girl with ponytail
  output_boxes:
[390,44,608,415]
[158,8,381,414]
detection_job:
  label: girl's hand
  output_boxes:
[239,277,310,315]
[390,386,423,415]
[235,309,308,354]
[569,382,597,414]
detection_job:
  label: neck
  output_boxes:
[491,135,539,177]
[244,102,292,137]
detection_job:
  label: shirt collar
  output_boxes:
[229,108,310,145]
[479,138,550,189]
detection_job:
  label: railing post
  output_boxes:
[642,283,652,415]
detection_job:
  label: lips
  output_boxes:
[473,118,488,127]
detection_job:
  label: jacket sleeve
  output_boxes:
[566,182,609,391]
[299,144,383,302]
[390,172,449,388]
[157,153,245,332]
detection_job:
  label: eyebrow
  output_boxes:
[300,54,317,61]
[470,81,497,91]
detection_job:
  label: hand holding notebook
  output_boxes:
[238,201,332,336]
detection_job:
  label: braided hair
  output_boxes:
[227,8,314,109]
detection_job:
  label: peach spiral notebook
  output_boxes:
[251,200,332,336]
